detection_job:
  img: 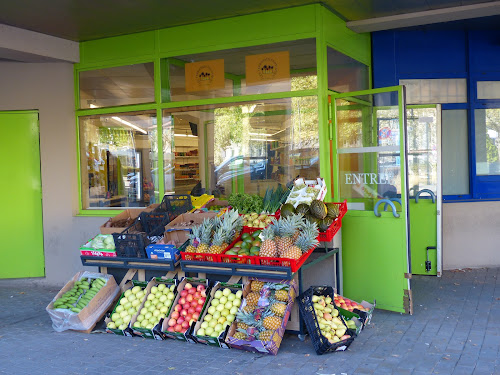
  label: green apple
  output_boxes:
[111,313,120,322]
[127,294,136,302]
[227,293,236,302]
[124,290,132,298]
[107,322,116,329]
[155,292,162,299]
[201,321,209,329]
[216,303,225,312]
[145,312,153,320]
[115,305,124,313]
[204,314,213,322]
[137,314,145,322]
[131,299,141,308]
[214,323,223,332]
[160,306,169,314]
[213,311,221,320]
[120,310,128,318]
[205,327,214,336]
[235,290,243,299]
[156,302,164,309]
[197,328,206,336]
[209,320,217,328]
[118,324,128,330]
[159,295,167,303]
[214,290,223,299]
[211,298,220,307]
[120,297,129,305]
[140,307,148,315]
[115,318,123,326]
[224,301,233,310]
[136,291,145,300]
[219,296,228,305]
[227,314,235,323]
[148,305,156,313]
[123,315,131,324]
[232,299,241,307]
[222,288,231,297]
[208,306,216,315]
[133,322,141,328]
[146,323,154,329]
[158,284,166,292]
[131,286,142,294]
[170,285,175,291]
[164,300,172,308]
[147,294,155,301]
[167,292,175,299]
[221,309,230,317]
[151,298,159,306]
[230,306,238,315]
[217,316,226,324]
[144,300,152,308]
[151,286,159,294]
[152,310,161,317]
[128,307,136,315]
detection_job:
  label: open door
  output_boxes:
[331,87,412,314]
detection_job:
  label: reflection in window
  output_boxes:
[442,110,469,195]
[163,97,319,196]
[475,109,500,175]
[79,111,158,209]
[328,48,369,93]
[79,63,155,109]
[163,39,317,102]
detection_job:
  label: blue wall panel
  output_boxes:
[469,30,500,76]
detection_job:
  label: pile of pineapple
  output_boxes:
[184,210,243,258]
[259,214,319,260]
[231,280,291,343]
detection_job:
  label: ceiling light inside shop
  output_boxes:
[111,116,147,134]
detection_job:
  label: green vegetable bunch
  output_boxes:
[228,193,264,214]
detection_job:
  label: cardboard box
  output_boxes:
[164,212,217,244]
[225,278,298,355]
[100,209,148,235]
[334,294,375,327]
[46,271,120,332]
[130,277,177,340]
[160,277,210,342]
[192,282,243,348]
[79,234,117,257]
[104,280,149,337]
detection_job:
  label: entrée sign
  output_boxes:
[344,173,389,185]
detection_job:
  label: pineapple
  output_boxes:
[257,330,274,342]
[237,321,249,331]
[251,280,265,292]
[233,330,248,340]
[275,217,295,256]
[270,301,287,317]
[281,224,319,260]
[196,219,212,255]
[208,226,226,254]
[273,284,289,302]
[245,291,260,306]
[258,225,278,258]
[288,213,305,241]
[241,304,256,313]
[185,226,199,253]
[262,311,282,330]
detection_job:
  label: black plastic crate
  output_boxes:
[154,194,193,220]
[112,219,162,258]
[297,286,356,355]
[139,211,170,236]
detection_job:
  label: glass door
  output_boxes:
[332,86,412,314]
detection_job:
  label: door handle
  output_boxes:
[383,198,402,212]
[374,199,400,218]
[415,189,436,203]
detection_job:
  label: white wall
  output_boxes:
[0,62,101,287]
[443,201,500,269]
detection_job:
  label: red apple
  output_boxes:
[201,290,206,298]
[192,312,200,320]
[179,297,186,305]
[188,287,196,295]
[181,309,188,317]
[174,304,182,312]
[191,300,199,307]
[195,305,203,313]
[180,290,188,298]
[174,324,183,332]
[168,318,176,327]
[194,292,201,299]
[183,303,191,310]
[197,285,205,292]
[181,321,189,329]
[185,314,192,322]
[167,326,175,332]
[171,311,180,320]
[184,283,193,290]
[199,297,206,305]
[186,294,194,302]
[177,316,184,324]
[188,307,195,314]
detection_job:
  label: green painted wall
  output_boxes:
[410,200,437,275]
[0,111,45,278]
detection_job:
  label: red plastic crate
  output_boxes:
[317,200,347,242]
[180,234,241,262]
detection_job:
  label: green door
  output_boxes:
[407,105,441,276]
[332,87,412,314]
[0,111,45,278]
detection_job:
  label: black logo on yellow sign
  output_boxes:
[258,58,278,80]
[196,66,214,84]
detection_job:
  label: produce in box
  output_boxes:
[281,200,340,233]
[334,294,371,312]
[197,287,242,338]
[51,277,107,313]
[107,285,147,330]
[165,282,207,333]
[225,230,262,258]
[312,295,355,342]
[132,283,176,330]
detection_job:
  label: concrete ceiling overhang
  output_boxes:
[1,1,500,62]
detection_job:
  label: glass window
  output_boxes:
[336,92,403,211]
[79,63,155,109]
[399,79,467,104]
[407,107,438,198]
[79,111,159,209]
[475,108,500,176]
[163,39,317,102]
[162,96,319,196]
[442,110,469,195]
[327,48,369,93]
[477,81,500,100]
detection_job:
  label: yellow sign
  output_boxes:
[185,59,225,92]
[245,51,290,86]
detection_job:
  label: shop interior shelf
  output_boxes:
[80,255,179,272]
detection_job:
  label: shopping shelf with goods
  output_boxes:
[46,274,374,356]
